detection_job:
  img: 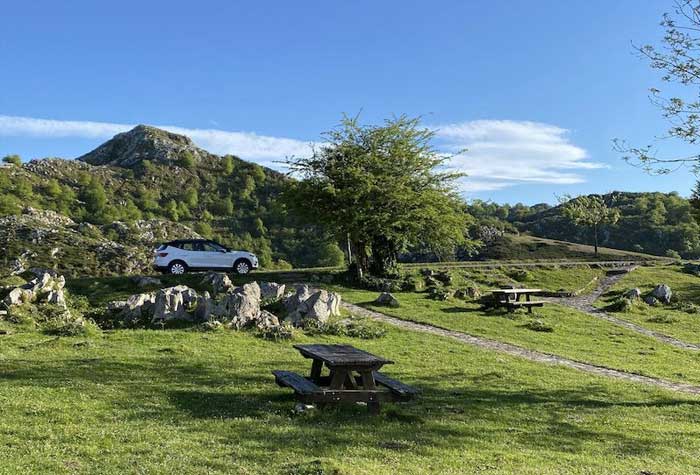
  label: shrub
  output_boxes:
[2,154,21,166]
[665,249,682,259]
[300,317,386,339]
[522,319,554,332]
[256,322,295,341]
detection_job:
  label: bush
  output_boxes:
[665,249,682,259]
[2,154,21,166]
[522,319,553,332]
[256,322,295,341]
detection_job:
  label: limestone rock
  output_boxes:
[644,295,659,306]
[287,290,342,325]
[260,282,286,302]
[373,292,400,308]
[152,285,200,323]
[200,272,234,295]
[284,285,312,313]
[650,284,672,304]
[623,288,642,300]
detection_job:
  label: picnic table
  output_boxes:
[273,344,418,414]
[486,288,545,313]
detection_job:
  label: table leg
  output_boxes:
[329,368,348,389]
[310,359,323,382]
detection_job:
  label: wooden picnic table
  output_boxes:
[487,288,545,313]
[273,344,418,414]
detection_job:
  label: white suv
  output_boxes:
[154,239,259,275]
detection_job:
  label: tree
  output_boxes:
[615,1,700,174]
[178,151,196,170]
[2,154,21,166]
[561,195,621,256]
[286,114,473,278]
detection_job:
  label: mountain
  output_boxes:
[0,126,344,276]
[467,191,700,259]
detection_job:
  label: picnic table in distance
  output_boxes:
[485,288,546,313]
[272,344,418,414]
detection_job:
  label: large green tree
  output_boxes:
[286,115,474,277]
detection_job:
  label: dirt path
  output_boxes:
[548,269,700,351]
[343,301,700,396]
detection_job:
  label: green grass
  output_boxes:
[595,264,700,344]
[333,287,700,386]
[2,322,700,474]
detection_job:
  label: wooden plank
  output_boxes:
[490,288,542,294]
[373,372,419,398]
[272,370,320,395]
[294,344,393,367]
[507,301,546,307]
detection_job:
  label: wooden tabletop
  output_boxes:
[490,288,542,294]
[293,344,394,368]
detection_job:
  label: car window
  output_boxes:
[180,242,195,251]
[206,242,226,252]
[201,242,220,252]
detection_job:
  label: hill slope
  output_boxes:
[0,126,344,276]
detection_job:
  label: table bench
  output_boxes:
[484,288,546,313]
[273,344,418,414]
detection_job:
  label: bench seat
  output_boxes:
[272,370,321,395]
[373,371,419,400]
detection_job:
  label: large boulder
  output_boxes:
[152,285,200,324]
[651,284,672,304]
[286,290,342,325]
[284,285,312,313]
[200,272,235,295]
[260,282,286,302]
[116,292,157,321]
[373,292,400,308]
[215,282,262,323]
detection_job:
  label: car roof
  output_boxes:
[166,239,210,245]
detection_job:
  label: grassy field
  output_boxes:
[596,264,700,344]
[333,287,700,386]
[3,264,700,473]
[2,321,700,474]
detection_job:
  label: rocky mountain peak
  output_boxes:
[77,125,205,168]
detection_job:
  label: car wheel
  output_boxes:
[168,261,187,275]
[234,259,252,275]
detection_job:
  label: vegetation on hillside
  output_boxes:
[466,191,700,258]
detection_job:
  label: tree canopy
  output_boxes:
[286,115,474,277]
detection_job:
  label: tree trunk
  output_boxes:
[369,236,399,277]
[593,223,599,257]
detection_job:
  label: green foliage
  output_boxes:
[300,317,386,339]
[2,154,21,166]
[255,321,295,341]
[561,195,621,255]
[178,151,196,169]
[521,318,554,333]
[286,115,474,276]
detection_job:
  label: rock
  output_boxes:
[117,292,156,321]
[200,272,234,295]
[45,290,66,306]
[130,276,162,288]
[424,276,440,288]
[28,267,59,278]
[455,287,481,300]
[293,403,316,414]
[194,291,214,321]
[651,284,672,304]
[213,282,261,323]
[152,285,200,323]
[2,287,27,307]
[420,268,435,277]
[256,310,280,331]
[373,292,400,308]
[286,290,342,325]
[623,288,642,300]
[644,295,659,306]
[428,287,453,301]
[259,282,286,302]
[284,285,312,313]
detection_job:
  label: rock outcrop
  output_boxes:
[373,292,400,308]
[1,272,69,313]
[651,284,672,304]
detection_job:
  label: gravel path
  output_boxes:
[547,269,700,351]
[343,301,700,395]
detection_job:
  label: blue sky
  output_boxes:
[1,0,697,204]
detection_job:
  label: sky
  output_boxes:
[1,0,698,205]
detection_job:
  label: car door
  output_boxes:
[179,241,203,267]
[199,242,230,268]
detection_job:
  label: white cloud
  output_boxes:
[0,115,602,192]
[433,120,604,193]
[0,115,313,167]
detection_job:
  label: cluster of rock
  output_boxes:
[1,271,70,314]
[107,272,342,331]
[623,284,673,306]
